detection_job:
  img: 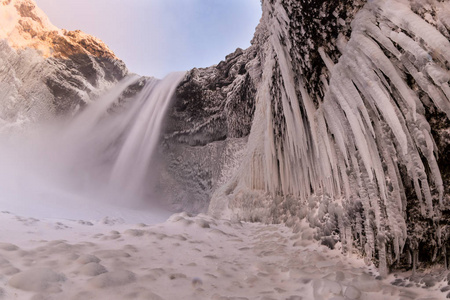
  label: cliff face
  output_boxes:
[164,0,450,274]
[0,0,127,129]
[159,42,261,212]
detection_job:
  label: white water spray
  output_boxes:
[0,72,185,222]
[109,73,185,195]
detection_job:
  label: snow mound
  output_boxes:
[8,268,66,293]
[89,270,136,289]
[79,262,107,277]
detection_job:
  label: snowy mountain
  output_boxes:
[0,0,127,129]
[163,0,450,275]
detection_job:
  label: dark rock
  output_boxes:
[422,276,436,288]
[391,279,404,286]
[160,40,261,211]
[167,46,259,146]
[442,286,450,292]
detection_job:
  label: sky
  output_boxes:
[34,0,262,78]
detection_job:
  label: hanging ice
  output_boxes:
[210,0,450,276]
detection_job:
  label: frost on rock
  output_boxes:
[208,0,450,274]
[0,0,128,131]
[163,45,261,213]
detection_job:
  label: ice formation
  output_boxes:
[208,0,450,275]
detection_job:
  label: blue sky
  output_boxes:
[34,0,262,78]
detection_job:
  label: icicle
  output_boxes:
[318,47,335,71]
[378,0,450,64]
[329,79,374,182]
[346,226,353,256]
[378,232,388,278]
[209,0,450,275]
[401,56,450,119]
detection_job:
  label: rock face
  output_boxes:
[161,45,261,212]
[164,0,450,274]
[0,0,127,129]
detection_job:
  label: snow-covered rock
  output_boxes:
[0,0,127,129]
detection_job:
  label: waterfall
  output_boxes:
[109,73,185,196]
[0,72,185,221]
[63,72,186,200]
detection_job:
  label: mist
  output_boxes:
[0,74,184,224]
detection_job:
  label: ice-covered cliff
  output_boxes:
[164,0,450,275]
[0,0,127,129]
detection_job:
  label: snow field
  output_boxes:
[0,211,448,300]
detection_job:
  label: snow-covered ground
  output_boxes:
[0,209,448,300]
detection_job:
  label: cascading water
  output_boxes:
[109,73,185,196]
[0,72,185,223]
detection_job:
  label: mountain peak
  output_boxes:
[0,0,118,60]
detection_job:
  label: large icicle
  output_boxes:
[209,0,449,274]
